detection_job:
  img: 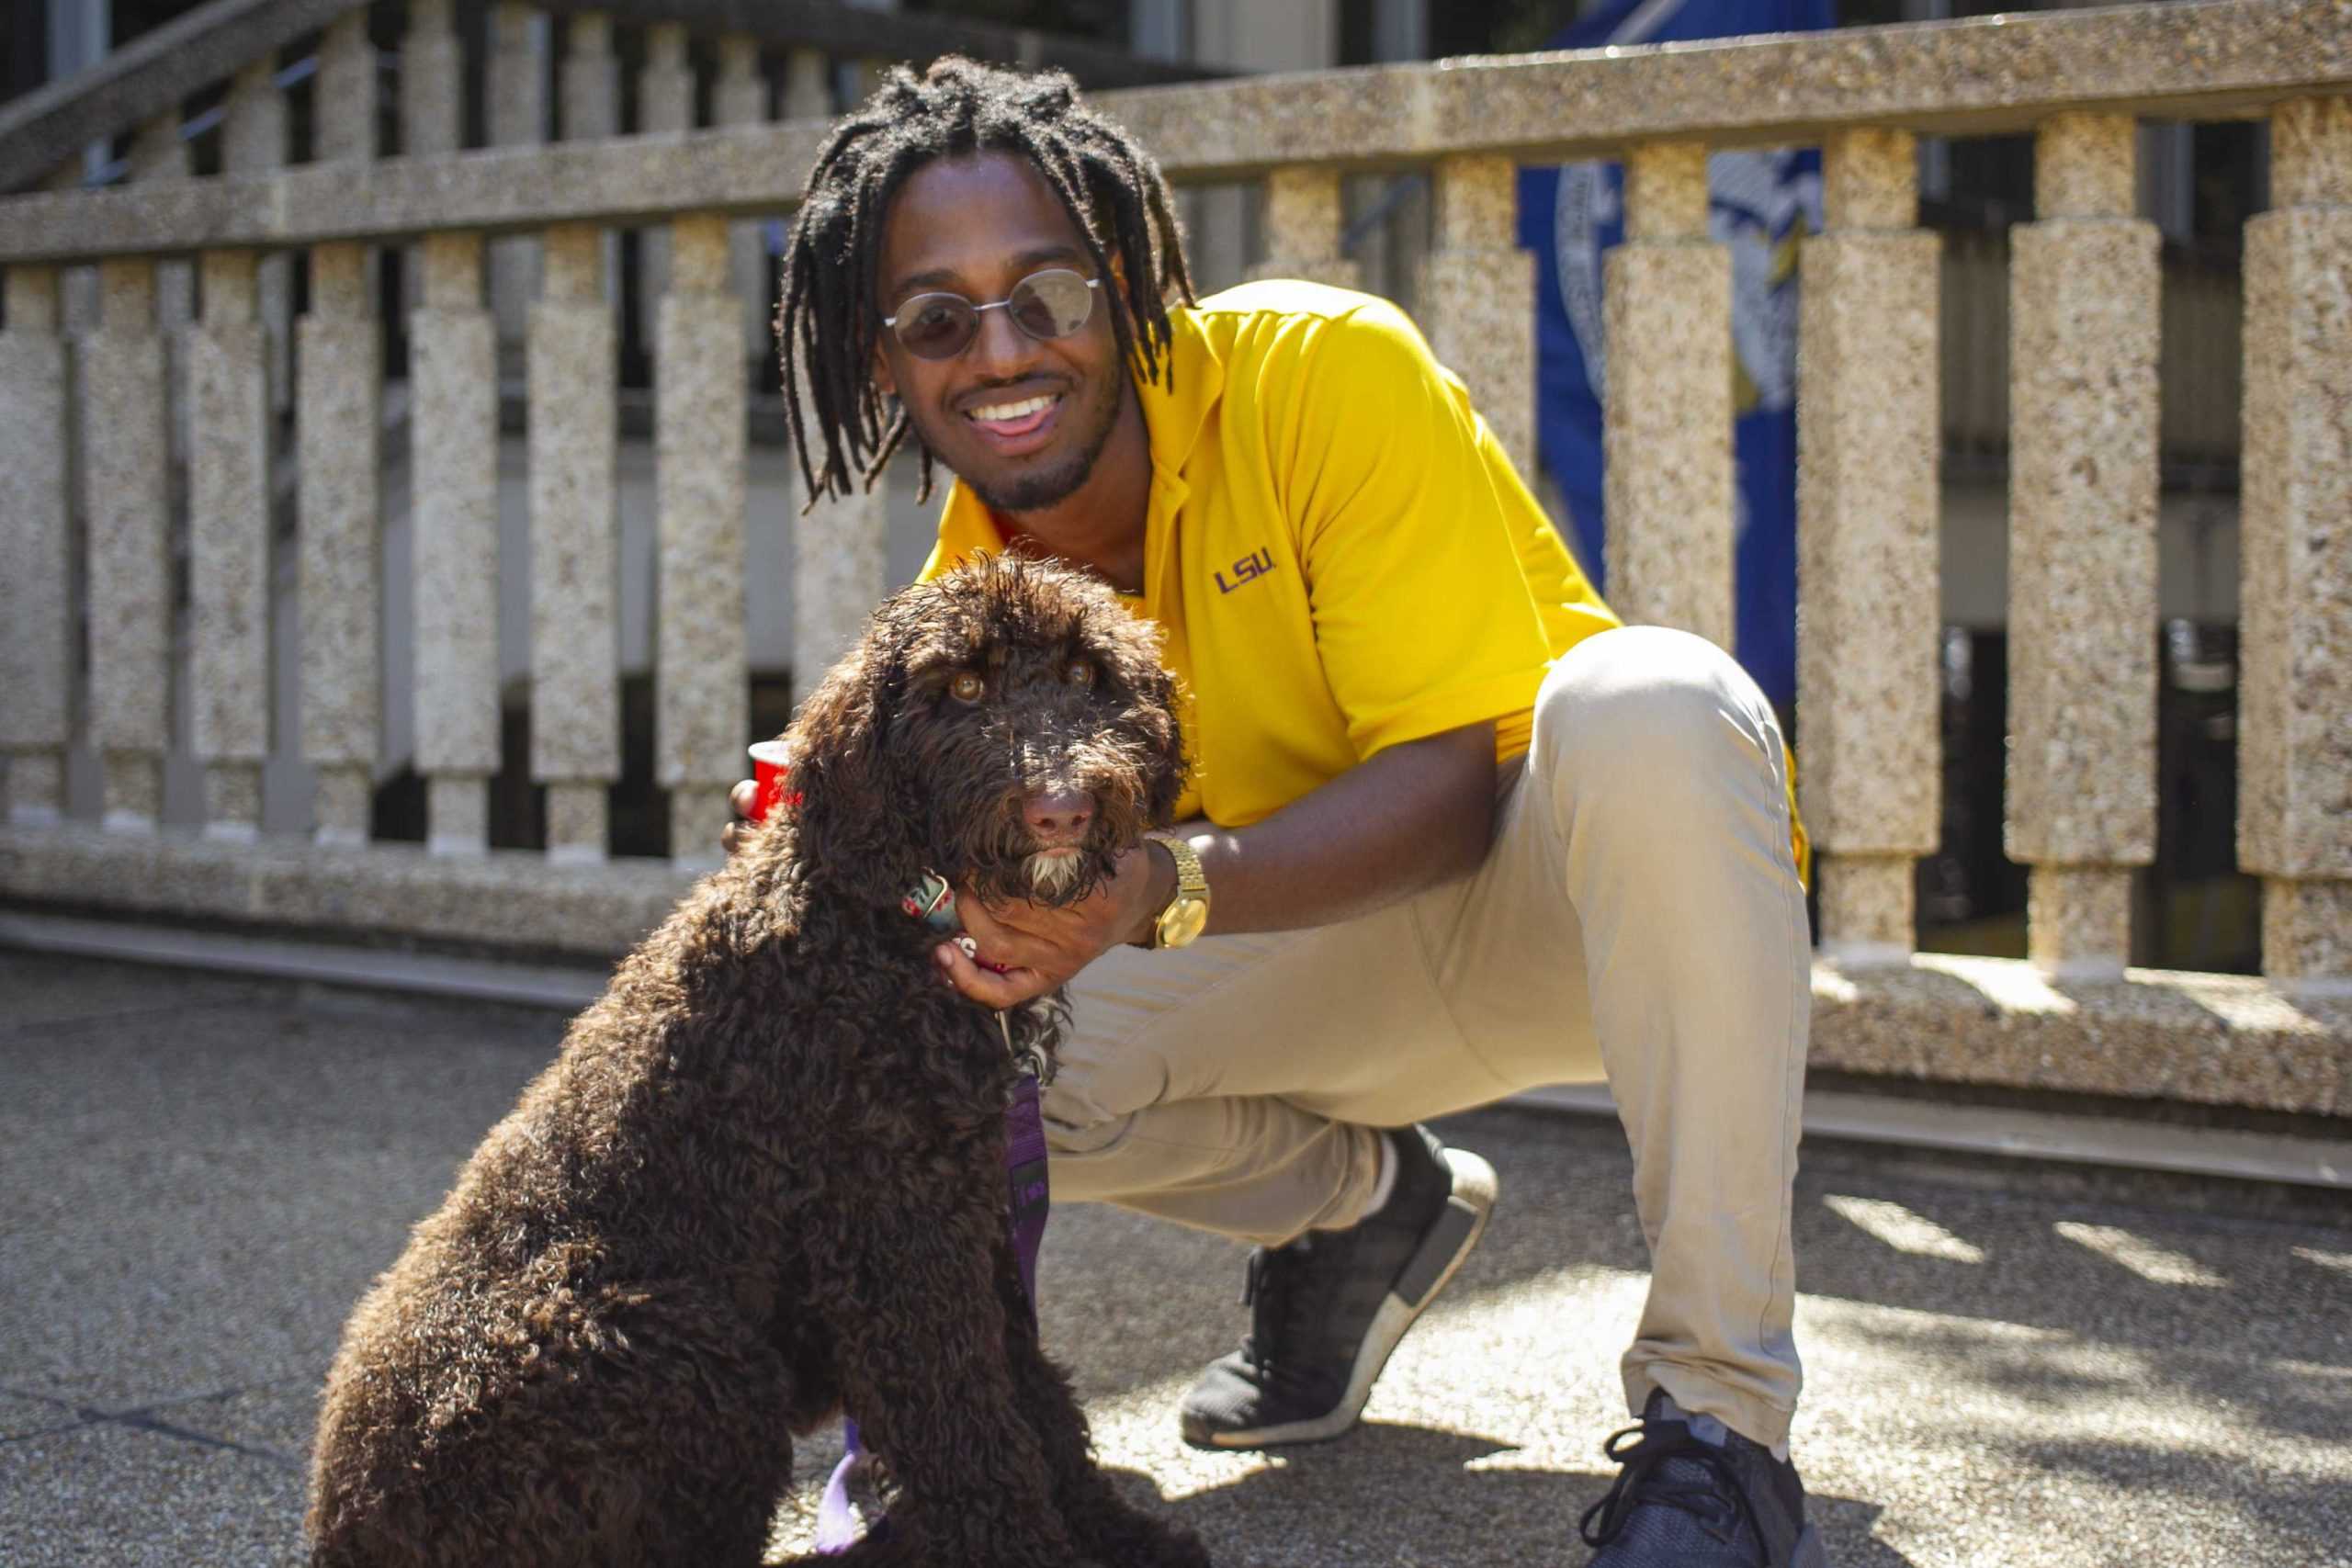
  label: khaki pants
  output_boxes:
[1049,626,1813,1449]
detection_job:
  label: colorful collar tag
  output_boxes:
[900,873,960,936]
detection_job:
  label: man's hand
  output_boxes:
[935,841,1175,1009]
[721,778,759,855]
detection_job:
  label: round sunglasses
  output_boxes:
[881,268,1102,361]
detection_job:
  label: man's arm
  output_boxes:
[940,720,1497,1008]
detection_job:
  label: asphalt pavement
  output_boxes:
[3,950,2346,1566]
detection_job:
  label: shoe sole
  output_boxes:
[1184,1148,1498,1450]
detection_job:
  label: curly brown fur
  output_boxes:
[306,558,1203,1568]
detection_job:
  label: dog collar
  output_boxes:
[901,871,1050,1085]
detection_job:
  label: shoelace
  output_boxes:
[1578,1415,1769,1554]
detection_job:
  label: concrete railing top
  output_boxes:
[0,0,358,196]
[0,0,1220,200]
[2,0,2347,266]
[526,0,1222,89]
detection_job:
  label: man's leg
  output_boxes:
[1051,901,1521,1447]
[1433,624,1812,1450]
[1430,624,1821,1566]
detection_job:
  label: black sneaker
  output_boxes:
[1179,1124,1497,1449]
[1580,1391,1830,1567]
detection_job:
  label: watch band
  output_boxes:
[1145,835,1210,950]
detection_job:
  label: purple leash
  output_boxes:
[816,878,1052,1554]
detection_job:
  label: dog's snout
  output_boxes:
[1023,787,1096,843]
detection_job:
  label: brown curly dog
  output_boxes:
[307,556,1206,1568]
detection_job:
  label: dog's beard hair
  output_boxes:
[1024,848,1085,898]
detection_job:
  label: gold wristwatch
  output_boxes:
[1144,835,1210,950]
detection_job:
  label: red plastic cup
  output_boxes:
[747,740,797,824]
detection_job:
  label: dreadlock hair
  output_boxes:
[776,56,1197,509]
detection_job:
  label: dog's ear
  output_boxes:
[1103,614,1191,829]
[1137,659,1191,829]
[781,635,918,896]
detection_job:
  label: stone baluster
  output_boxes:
[488,3,549,365]
[187,253,272,840]
[1420,154,1536,479]
[559,11,617,139]
[1250,167,1358,289]
[317,11,377,163]
[1605,142,1733,648]
[559,11,620,307]
[221,62,292,418]
[299,244,383,847]
[315,13,379,318]
[412,234,501,855]
[82,261,172,832]
[2240,96,2352,989]
[730,39,788,366]
[529,226,620,864]
[401,0,462,153]
[127,118,193,478]
[401,0,464,314]
[2007,113,2160,977]
[634,23,695,354]
[1798,130,1944,964]
[656,216,750,870]
[0,268,71,827]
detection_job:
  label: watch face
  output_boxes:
[1159,897,1210,949]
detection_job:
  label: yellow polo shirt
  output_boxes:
[918,279,1805,882]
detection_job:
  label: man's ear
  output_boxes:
[871,338,898,399]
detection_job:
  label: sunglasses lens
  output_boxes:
[1009,271,1097,340]
[894,296,976,359]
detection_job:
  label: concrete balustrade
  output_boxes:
[1420,154,1536,481]
[0,267,70,827]
[221,61,291,417]
[1250,167,1358,289]
[0,3,2346,1114]
[316,12,377,164]
[412,232,501,856]
[401,0,463,158]
[529,224,622,864]
[126,117,192,481]
[560,11,622,311]
[1799,129,1943,963]
[656,215,750,870]
[634,23,695,353]
[488,4,549,357]
[187,251,272,840]
[2239,96,2352,990]
[82,259,172,831]
[1605,141,1733,649]
[401,0,464,318]
[723,35,784,368]
[2006,112,2160,978]
[297,243,382,848]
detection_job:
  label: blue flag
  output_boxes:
[1517,0,1834,710]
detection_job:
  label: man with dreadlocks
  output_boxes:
[738,56,1829,1568]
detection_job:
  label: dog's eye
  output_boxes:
[1063,659,1095,689]
[949,671,985,704]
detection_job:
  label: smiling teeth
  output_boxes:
[968,394,1057,423]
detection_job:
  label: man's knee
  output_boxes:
[1039,1024,1171,1148]
[1533,626,1779,790]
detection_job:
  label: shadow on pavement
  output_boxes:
[1099,1425,1915,1568]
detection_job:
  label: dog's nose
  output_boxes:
[1023,787,1095,842]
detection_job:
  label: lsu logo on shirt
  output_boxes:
[1214,547,1276,595]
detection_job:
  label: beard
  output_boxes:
[921,361,1127,515]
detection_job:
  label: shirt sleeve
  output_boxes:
[1271,299,1558,761]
